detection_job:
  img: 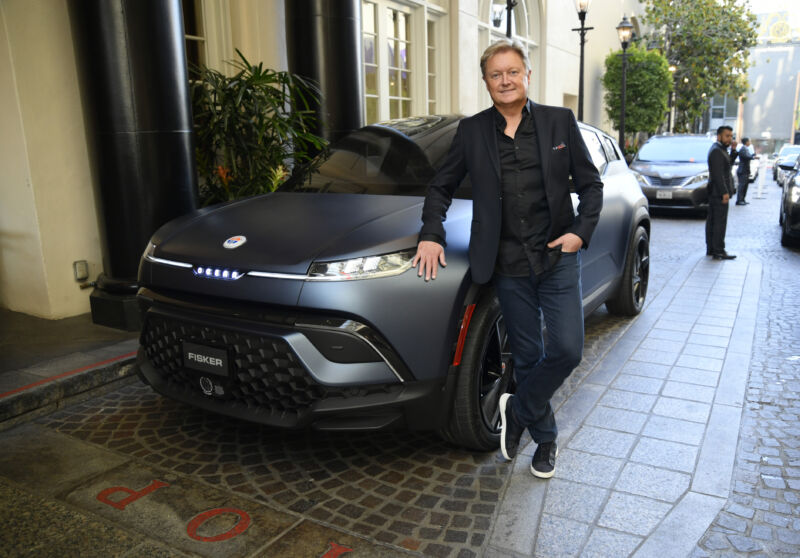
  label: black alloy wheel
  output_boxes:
[606,225,650,316]
[439,294,514,451]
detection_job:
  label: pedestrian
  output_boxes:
[412,39,603,478]
[735,137,756,205]
[706,125,737,260]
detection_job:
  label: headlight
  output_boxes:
[790,185,800,204]
[632,171,650,189]
[308,248,416,281]
[683,172,709,189]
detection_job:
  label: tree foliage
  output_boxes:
[191,50,327,206]
[640,0,758,132]
[602,44,672,147]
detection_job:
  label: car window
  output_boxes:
[280,128,434,197]
[601,136,620,162]
[636,137,714,163]
[581,129,608,174]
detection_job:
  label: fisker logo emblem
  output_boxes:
[199,376,214,395]
[223,235,247,249]
[187,352,224,367]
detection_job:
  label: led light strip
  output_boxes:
[193,266,244,280]
[145,255,193,268]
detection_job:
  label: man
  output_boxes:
[735,137,756,205]
[412,39,603,478]
[706,125,737,260]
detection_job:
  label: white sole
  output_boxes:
[530,447,558,479]
[499,393,512,461]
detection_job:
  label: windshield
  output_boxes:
[779,145,800,158]
[635,137,714,163]
[280,127,436,197]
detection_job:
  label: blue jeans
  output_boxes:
[493,251,584,443]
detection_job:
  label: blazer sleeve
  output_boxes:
[419,121,468,247]
[707,147,728,198]
[566,111,604,248]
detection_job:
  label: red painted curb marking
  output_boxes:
[97,479,170,510]
[187,507,252,542]
[0,350,137,399]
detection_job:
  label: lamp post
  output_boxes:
[572,0,594,122]
[667,64,676,133]
[616,15,633,149]
[505,0,517,38]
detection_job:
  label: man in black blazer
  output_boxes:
[735,137,756,205]
[706,126,737,259]
[412,39,603,478]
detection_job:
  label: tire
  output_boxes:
[781,213,793,247]
[606,225,650,316]
[438,294,513,451]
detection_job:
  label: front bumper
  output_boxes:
[642,185,708,209]
[136,289,445,431]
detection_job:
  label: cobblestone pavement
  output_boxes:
[1,162,797,558]
[692,171,800,556]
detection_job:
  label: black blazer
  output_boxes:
[735,146,754,177]
[707,142,736,199]
[420,102,604,284]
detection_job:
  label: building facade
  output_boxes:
[0,0,640,320]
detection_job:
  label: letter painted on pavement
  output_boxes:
[320,541,354,558]
[96,479,170,510]
[186,507,251,542]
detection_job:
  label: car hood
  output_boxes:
[630,161,707,178]
[151,193,426,275]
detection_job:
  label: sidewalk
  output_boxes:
[487,253,760,557]
[0,309,138,430]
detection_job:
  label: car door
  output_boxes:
[575,128,631,301]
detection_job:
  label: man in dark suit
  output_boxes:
[735,137,756,205]
[706,126,737,259]
[412,39,603,478]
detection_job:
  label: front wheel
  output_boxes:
[438,294,513,451]
[606,225,650,316]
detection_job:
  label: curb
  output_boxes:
[0,358,138,432]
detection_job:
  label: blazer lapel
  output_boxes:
[531,102,550,183]
[479,110,501,180]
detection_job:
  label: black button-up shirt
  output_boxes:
[494,102,550,277]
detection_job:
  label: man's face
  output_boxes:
[718,129,733,147]
[483,50,531,109]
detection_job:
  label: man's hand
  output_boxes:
[731,140,738,150]
[412,241,446,281]
[722,193,730,204]
[547,232,583,253]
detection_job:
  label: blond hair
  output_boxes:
[480,39,531,77]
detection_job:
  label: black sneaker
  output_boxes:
[531,441,558,478]
[499,393,525,461]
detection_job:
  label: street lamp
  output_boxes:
[616,15,634,149]
[572,0,594,121]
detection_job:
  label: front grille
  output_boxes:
[141,313,389,418]
[647,176,686,187]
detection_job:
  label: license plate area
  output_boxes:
[656,190,673,199]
